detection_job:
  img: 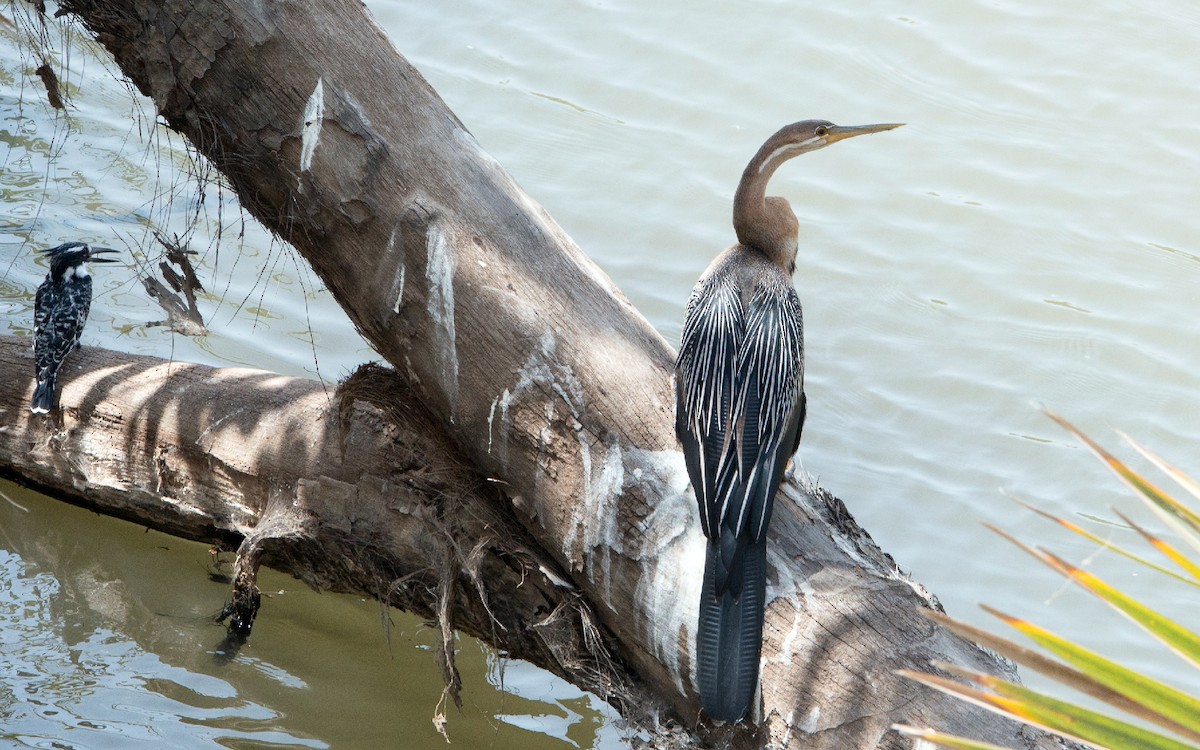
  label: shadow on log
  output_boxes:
[0,336,665,736]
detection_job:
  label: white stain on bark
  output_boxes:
[387,226,405,314]
[625,447,703,695]
[298,78,325,181]
[425,222,458,415]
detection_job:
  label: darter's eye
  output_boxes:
[815,126,829,137]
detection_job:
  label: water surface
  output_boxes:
[3,0,1200,745]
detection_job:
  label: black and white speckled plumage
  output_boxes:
[676,259,804,549]
[30,242,117,414]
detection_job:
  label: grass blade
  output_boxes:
[892,725,1016,750]
[1045,410,1200,554]
[1118,434,1200,551]
[1113,509,1200,583]
[1121,432,1200,508]
[902,665,1200,750]
[985,523,1200,669]
[982,605,1200,740]
[1014,497,1198,587]
[1043,549,1200,669]
[921,607,1200,742]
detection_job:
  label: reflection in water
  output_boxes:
[0,482,622,749]
[0,548,325,749]
[482,650,626,749]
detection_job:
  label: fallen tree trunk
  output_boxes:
[18,1,1074,747]
[0,335,653,725]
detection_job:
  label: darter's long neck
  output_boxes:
[732,139,802,269]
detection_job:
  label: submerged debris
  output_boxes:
[34,62,63,109]
[143,232,208,335]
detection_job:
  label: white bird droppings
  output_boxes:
[299,78,324,177]
[624,447,704,694]
[486,391,504,456]
[387,226,406,314]
[567,432,624,600]
[488,332,582,467]
[799,705,821,734]
[392,264,406,314]
[425,222,459,414]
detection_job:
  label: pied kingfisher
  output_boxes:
[31,242,119,414]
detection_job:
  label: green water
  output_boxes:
[0,481,620,748]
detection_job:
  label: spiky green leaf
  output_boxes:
[892,725,1016,750]
[984,605,1200,740]
[1014,497,1198,587]
[1045,410,1200,553]
[901,667,1200,750]
[1039,550,1200,669]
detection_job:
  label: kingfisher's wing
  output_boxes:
[33,280,49,351]
[675,274,745,539]
[33,277,92,376]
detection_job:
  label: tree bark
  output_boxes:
[0,335,656,728]
[12,1,1075,747]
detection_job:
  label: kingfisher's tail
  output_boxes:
[696,537,767,722]
[30,375,55,414]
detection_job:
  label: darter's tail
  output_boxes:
[696,537,766,722]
